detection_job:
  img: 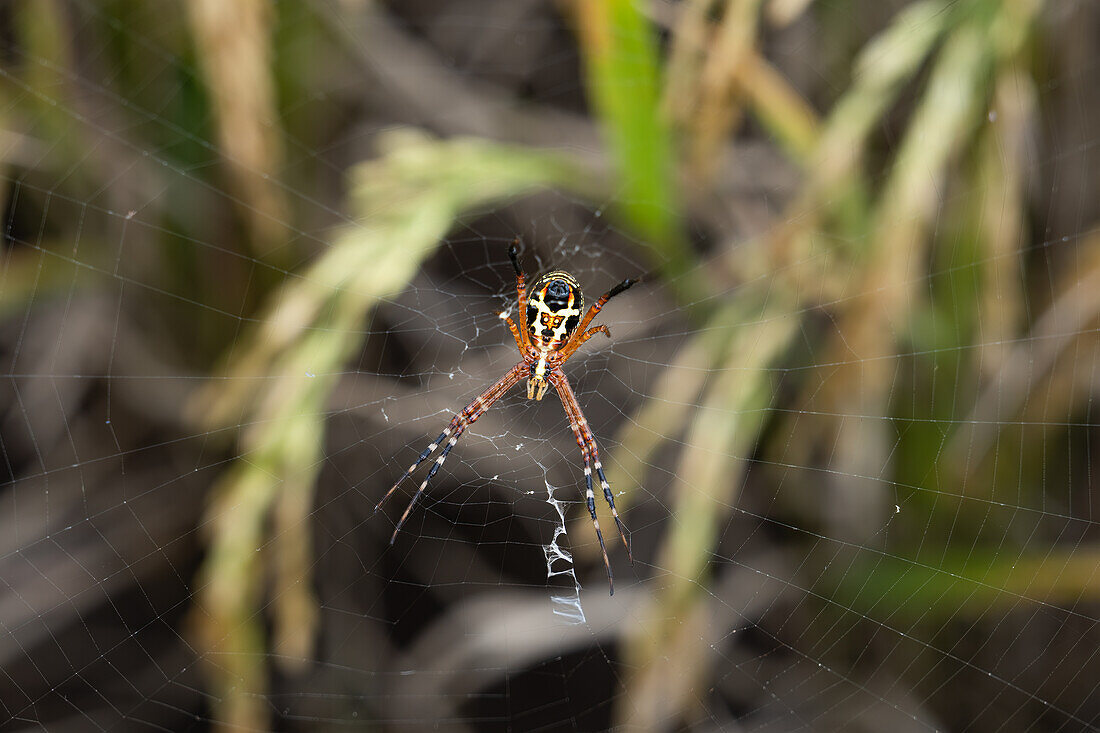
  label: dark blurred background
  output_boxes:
[2,0,1100,731]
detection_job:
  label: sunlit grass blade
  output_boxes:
[808,0,950,200]
[187,0,288,260]
[664,0,819,168]
[722,0,950,296]
[765,0,816,27]
[805,21,993,537]
[687,0,764,178]
[617,299,798,728]
[739,51,820,163]
[974,69,1033,376]
[950,231,1100,474]
[607,302,743,511]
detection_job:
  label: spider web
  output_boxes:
[2,1,1100,731]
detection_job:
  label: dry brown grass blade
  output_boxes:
[662,0,713,127]
[616,302,797,729]
[799,1,1042,525]
[187,0,288,259]
[9,0,68,218]
[607,302,743,512]
[950,231,1100,472]
[805,22,991,538]
[664,0,819,178]
[664,0,776,170]
[765,0,815,27]
[741,0,952,476]
[969,0,1040,376]
[723,0,950,289]
[803,0,949,201]
[738,50,820,162]
[975,74,1036,375]
[688,0,764,179]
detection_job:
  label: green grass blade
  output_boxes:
[573,0,691,279]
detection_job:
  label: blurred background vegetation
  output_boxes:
[2,0,1100,731]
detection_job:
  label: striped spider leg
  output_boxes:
[375,363,526,543]
[378,243,635,594]
[548,367,632,595]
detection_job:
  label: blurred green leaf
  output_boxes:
[832,547,1100,619]
[573,0,691,280]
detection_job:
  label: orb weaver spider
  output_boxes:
[376,244,635,594]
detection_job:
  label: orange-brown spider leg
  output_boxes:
[498,312,526,352]
[559,279,634,360]
[378,363,526,543]
[557,325,611,362]
[549,369,631,595]
[554,369,632,561]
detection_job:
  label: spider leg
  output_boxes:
[566,324,611,354]
[508,240,522,276]
[553,369,632,560]
[497,311,526,352]
[379,363,526,544]
[375,425,455,512]
[509,242,531,350]
[558,279,635,362]
[549,368,631,595]
[594,462,632,562]
[570,419,615,595]
[388,422,470,542]
[578,278,635,334]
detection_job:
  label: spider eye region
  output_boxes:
[526,271,583,348]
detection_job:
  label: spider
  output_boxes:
[376,244,635,594]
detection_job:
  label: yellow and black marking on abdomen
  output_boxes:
[526,271,583,349]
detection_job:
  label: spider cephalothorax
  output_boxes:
[376,243,635,594]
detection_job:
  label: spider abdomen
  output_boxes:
[526,270,583,350]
